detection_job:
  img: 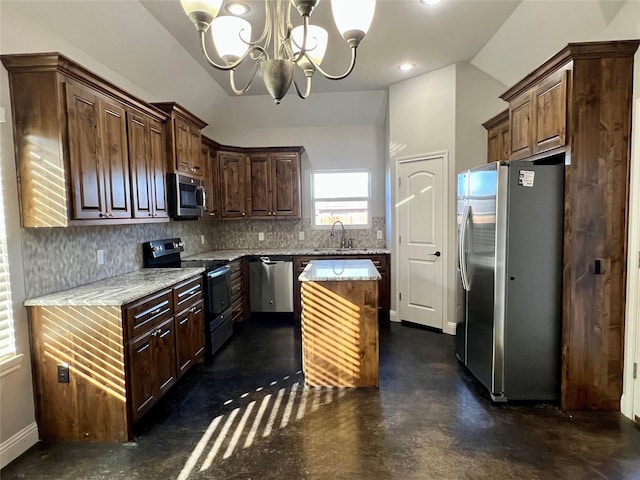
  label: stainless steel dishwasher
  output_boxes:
[249,256,294,313]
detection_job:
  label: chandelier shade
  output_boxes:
[180,0,376,104]
[291,24,328,71]
[211,15,251,63]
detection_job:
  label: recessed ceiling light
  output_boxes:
[397,63,416,72]
[225,2,250,16]
[420,0,444,5]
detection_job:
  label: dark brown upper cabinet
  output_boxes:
[152,102,207,178]
[128,111,168,219]
[1,52,169,227]
[218,150,248,218]
[246,149,302,218]
[482,109,510,163]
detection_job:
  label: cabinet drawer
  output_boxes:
[124,289,173,341]
[174,276,203,312]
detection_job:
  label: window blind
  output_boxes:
[0,164,16,362]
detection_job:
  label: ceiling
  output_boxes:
[141,0,521,97]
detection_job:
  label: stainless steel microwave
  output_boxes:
[167,173,205,219]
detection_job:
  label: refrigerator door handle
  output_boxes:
[459,204,471,291]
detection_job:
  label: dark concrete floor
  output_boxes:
[3,317,640,480]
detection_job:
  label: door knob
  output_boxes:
[431,251,441,257]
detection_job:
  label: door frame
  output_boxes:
[394,151,451,334]
[622,97,640,421]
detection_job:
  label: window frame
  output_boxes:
[0,161,21,377]
[310,169,372,229]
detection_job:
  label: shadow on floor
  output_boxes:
[3,317,640,479]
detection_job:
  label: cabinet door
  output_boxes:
[128,112,153,218]
[230,259,247,322]
[487,127,501,163]
[509,92,534,160]
[174,118,192,174]
[203,146,220,218]
[499,123,511,162]
[191,299,205,361]
[247,153,271,217]
[219,152,247,218]
[189,126,203,176]
[155,318,177,396]
[175,307,194,377]
[99,98,130,219]
[149,119,168,218]
[128,331,156,422]
[66,82,105,219]
[533,70,568,155]
[271,153,301,217]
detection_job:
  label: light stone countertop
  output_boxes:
[24,268,205,307]
[184,247,391,263]
[299,259,382,282]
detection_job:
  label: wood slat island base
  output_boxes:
[299,259,381,388]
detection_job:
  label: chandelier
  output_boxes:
[180,0,376,104]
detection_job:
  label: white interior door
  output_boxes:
[397,154,447,330]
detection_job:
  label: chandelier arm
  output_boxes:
[228,59,262,95]
[250,0,272,50]
[309,46,358,81]
[293,75,313,100]
[199,31,268,71]
[289,17,310,64]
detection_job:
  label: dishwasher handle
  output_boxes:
[259,256,277,265]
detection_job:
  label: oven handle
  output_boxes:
[207,264,231,279]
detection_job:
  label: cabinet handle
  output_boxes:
[241,212,245,216]
[189,306,197,313]
[99,213,106,218]
[180,317,189,325]
[159,329,171,339]
[151,307,162,316]
[136,343,150,354]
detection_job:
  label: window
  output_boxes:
[311,170,371,227]
[0,162,17,371]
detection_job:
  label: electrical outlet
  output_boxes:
[258,232,265,241]
[57,363,69,383]
[377,230,383,240]
[97,249,105,265]
[298,231,305,241]
[201,234,205,245]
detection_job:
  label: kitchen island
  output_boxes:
[298,259,381,388]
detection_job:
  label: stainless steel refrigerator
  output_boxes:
[456,158,564,402]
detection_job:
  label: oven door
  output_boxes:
[206,265,231,317]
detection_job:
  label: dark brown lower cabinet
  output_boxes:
[230,258,249,322]
[27,274,205,442]
[128,317,177,422]
[175,298,205,378]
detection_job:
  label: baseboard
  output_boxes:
[0,421,39,469]
[389,309,399,323]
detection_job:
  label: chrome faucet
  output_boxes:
[330,220,346,248]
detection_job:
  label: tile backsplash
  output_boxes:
[21,216,386,299]
[208,217,386,250]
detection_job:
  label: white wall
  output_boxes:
[387,64,506,332]
[472,0,628,86]
[0,67,38,468]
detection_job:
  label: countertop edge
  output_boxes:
[24,268,205,307]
